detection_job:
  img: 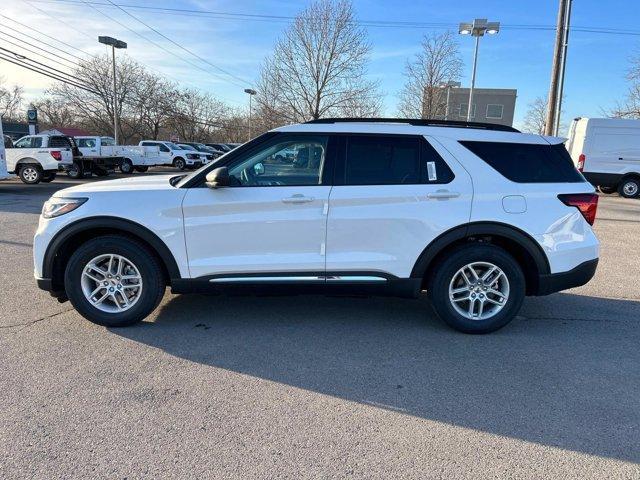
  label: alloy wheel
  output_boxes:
[448,262,510,320]
[80,254,143,313]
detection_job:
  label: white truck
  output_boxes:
[5,134,74,184]
[567,117,640,198]
[139,140,214,170]
[75,136,163,174]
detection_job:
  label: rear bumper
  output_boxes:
[535,258,598,296]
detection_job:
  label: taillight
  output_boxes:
[577,153,585,172]
[558,193,598,225]
[50,151,62,161]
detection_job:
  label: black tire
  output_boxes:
[618,177,640,198]
[18,164,42,184]
[120,159,133,174]
[597,185,615,195]
[41,172,56,183]
[67,162,82,179]
[134,166,149,172]
[428,244,525,334]
[94,167,110,177]
[64,235,166,327]
[173,157,186,170]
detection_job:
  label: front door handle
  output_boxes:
[427,190,460,199]
[282,194,315,204]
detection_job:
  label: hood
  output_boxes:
[56,174,178,197]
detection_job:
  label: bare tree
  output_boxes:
[397,32,463,119]
[33,97,77,129]
[522,96,547,134]
[0,77,24,121]
[256,0,381,122]
[608,54,640,118]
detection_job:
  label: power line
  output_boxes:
[0,30,81,69]
[101,0,252,87]
[0,45,85,86]
[0,53,99,94]
[25,0,640,37]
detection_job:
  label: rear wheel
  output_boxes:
[64,235,166,327]
[428,244,525,334]
[173,157,186,170]
[66,162,83,179]
[18,164,42,184]
[618,178,640,198]
[120,159,133,174]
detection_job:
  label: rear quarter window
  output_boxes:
[460,141,584,183]
[48,136,72,148]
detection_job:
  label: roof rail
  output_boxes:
[304,117,520,133]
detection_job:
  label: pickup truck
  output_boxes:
[75,136,162,174]
[0,123,8,180]
[6,134,74,184]
[139,140,214,170]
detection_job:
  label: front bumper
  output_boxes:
[536,258,598,296]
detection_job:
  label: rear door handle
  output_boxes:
[427,190,460,199]
[282,194,315,204]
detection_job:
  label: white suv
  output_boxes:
[34,119,599,333]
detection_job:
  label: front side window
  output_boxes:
[159,144,170,152]
[77,138,96,148]
[228,136,327,186]
[14,137,33,148]
[101,137,115,146]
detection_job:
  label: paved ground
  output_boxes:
[1,171,639,479]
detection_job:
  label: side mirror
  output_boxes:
[205,167,230,189]
[253,162,265,176]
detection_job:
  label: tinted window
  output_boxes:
[460,141,584,183]
[77,138,96,148]
[342,135,453,185]
[32,137,43,148]
[48,136,70,148]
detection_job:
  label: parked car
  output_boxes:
[176,143,216,165]
[566,117,640,198]
[179,141,224,159]
[206,143,231,153]
[225,143,242,150]
[34,118,599,333]
[0,124,7,180]
[75,136,161,174]
[138,140,206,170]
[6,134,74,184]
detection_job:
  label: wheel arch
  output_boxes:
[411,222,550,295]
[44,216,182,292]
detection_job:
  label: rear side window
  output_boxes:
[460,141,584,183]
[341,135,454,185]
[48,136,71,148]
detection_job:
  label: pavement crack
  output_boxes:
[0,308,74,333]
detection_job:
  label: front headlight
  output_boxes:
[42,197,87,219]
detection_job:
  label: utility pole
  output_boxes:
[554,0,573,135]
[545,0,570,136]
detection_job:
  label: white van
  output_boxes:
[566,117,640,198]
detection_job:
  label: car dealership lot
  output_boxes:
[1,174,640,479]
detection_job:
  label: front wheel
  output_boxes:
[618,178,640,198]
[19,164,42,184]
[173,157,186,170]
[428,244,525,334]
[64,235,166,327]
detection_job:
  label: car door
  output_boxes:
[181,134,335,279]
[326,134,473,279]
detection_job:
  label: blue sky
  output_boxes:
[2,0,639,131]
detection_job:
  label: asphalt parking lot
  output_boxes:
[1,171,639,479]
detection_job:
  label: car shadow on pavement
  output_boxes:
[114,291,640,463]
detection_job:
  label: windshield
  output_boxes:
[166,142,182,151]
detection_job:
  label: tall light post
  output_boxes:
[98,36,127,145]
[244,88,256,139]
[440,81,461,120]
[459,19,500,122]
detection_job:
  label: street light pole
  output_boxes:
[98,36,127,145]
[467,35,480,122]
[459,19,500,123]
[244,88,257,139]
